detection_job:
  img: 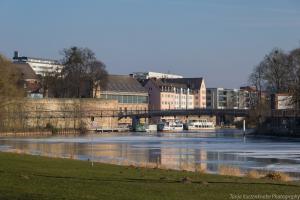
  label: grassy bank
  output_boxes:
[0,153,300,200]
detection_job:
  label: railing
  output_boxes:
[271,109,300,117]
[118,108,250,119]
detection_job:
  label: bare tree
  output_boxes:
[60,46,108,98]
[288,48,300,108]
[249,61,266,104]
[87,61,108,98]
[262,48,290,93]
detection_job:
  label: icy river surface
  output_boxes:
[1,130,300,176]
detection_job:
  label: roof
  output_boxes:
[147,79,188,89]
[14,56,59,63]
[14,63,38,80]
[103,75,147,93]
[162,78,204,90]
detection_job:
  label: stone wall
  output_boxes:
[1,98,119,131]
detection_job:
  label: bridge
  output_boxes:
[118,108,250,119]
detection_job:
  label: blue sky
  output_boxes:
[1,0,300,88]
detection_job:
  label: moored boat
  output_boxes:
[186,119,215,130]
[157,121,184,132]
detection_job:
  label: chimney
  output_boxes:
[13,51,19,59]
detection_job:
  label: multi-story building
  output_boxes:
[99,75,149,126]
[206,87,261,110]
[239,86,259,109]
[206,88,240,109]
[145,78,206,110]
[144,77,208,123]
[13,51,63,76]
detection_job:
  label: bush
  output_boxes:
[45,123,58,134]
[246,170,261,179]
[264,172,292,182]
[78,121,87,135]
[219,165,242,177]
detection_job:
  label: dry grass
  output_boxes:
[264,172,292,182]
[245,170,262,179]
[218,165,242,177]
[195,164,207,174]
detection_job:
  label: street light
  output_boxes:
[90,116,94,167]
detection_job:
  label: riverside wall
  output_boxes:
[0,98,119,131]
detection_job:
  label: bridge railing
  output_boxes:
[271,109,300,117]
[118,108,250,118]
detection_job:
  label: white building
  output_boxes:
[130,71,183,80]
[13,51,63,76]
[206,88,240,109]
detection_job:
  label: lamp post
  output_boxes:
[90,116,94,167]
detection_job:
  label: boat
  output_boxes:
[157,120,184,132]
[185,119,215,130]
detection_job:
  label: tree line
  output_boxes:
[249,47,300,109]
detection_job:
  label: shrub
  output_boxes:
[45,123,58,134]
[78,121,87,135]
[264,172,292,182]
[219,165,242,177]
[246,170,261,179]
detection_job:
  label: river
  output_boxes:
[1,129,300,177]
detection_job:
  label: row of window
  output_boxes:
[101,94,148,104]
[161,101,193,105]
[161,94,194,99]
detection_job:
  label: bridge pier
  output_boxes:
[131,116,140,132]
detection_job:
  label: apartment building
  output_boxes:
[145,77,206,110]
[206,88,240,109]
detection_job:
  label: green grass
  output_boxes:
[0,152,300,200]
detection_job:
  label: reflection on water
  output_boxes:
[1,129,300,176]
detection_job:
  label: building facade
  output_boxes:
[206,87,260,110]
[145,78,206,110]
[13,51,63,76]
[144,77,209,123]
[206,88,239,109]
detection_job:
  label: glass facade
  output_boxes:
[101,94,148,104]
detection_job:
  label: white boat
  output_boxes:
[157,121,184,132]
[186,119,215,130]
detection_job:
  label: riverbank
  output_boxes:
[0,152,300,200]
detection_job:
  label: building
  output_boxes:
[145,78,206,110]
[13,51,63,76]
[206,88,240,109]
[271,93,294,110]
[14,63,43,98]
[99,75,149,126]
[144,77,210,123]
[239,86,259,109]
[130,71,183,81]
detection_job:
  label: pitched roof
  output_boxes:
[163,78,204,90]
[148,78,188,89]
[14,63,38,80]
[103,75,147,93]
